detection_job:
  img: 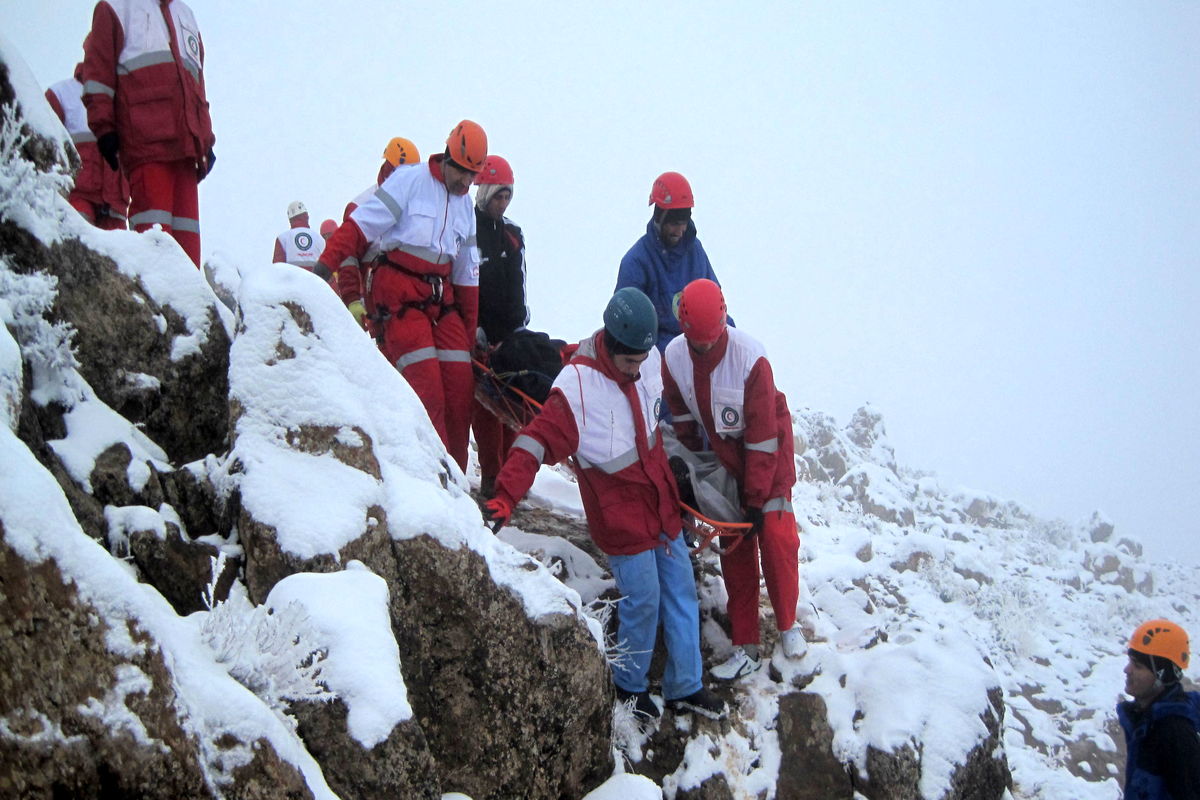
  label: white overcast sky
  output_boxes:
[6,1,1199,565]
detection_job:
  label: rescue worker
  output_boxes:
[335,136,423,322]
[663,279,805,680]
[485,288,726,722]
[616,172,728,354]
[1118,619,1200,799]
[81,0,215,267]
[315,121,482,472]
[45,60,130,230]
[272,201,325,271]
[471,155,529,496]
[319,219,338,241]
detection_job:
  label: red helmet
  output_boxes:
[678,279,727,345]
[445,120,488,172]
[649,171,694,209]
[475,155,514,185]
[319,219,337,238]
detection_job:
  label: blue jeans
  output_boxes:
[608,536,703,701]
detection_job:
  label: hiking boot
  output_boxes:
[710,646,762,681]
[667,687,727,720]
[614,685,661,720]
[780,624,808,659]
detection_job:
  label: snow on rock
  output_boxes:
[266,563,412,748]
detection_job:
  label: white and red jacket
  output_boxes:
[663,327,796,510]
[318,156,479,335]
[81,0,215,172]
[273,221,325,269]
[45,67,129,214]
[494,331,683,556]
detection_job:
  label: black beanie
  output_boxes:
[1129,648,1182,684]
[657,207,691,225]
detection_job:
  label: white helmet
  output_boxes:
[287,201,307,219]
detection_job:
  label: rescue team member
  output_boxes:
[82,0,215,267]
[272,201,325,270]
[316,122,483,472]
[485,288,726,722]
[663,279,805,680]
[616,172,728,354]
[1118,619,1200,799]
[335,136,424,325]
[319,219,338,241]
[45,60,130,230]
[471,155,529,496]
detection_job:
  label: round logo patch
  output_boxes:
[654,397,663,420]
[672,291,682,320]
[187,34,200,59]
[295,232,313,250]
[720,406,740,427]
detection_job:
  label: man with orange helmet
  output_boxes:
[616,172,729,354]
[319,219,338,240]
[1118,619,1200,799]
[662,279,804,680]
[316,121,485,471]
[470,155,532,495]
[272,201,325,271]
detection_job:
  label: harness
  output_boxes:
[365,250,460,344]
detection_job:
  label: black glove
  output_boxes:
[744,506,764,537]
[198,147,216,181]
[97,132,120,171]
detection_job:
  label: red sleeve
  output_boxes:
[663,365,703,451]
[455,284,479,346]
[315,218,369,303]
[493,390,580,506]
[742,357,782,507]
[45,89,66,124]
[272,239,285,263]
[80,2,122,139]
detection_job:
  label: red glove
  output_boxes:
[484,497,512,533]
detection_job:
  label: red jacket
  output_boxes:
[45,66,130,213]
[662,328,796,508]
[494,332,682,556]
[81,0,215,173]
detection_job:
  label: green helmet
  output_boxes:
[604,288,657,352]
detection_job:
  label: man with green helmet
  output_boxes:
[485,288,726,721]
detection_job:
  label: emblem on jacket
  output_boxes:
[295,232,313,250]
[654,397,663,420]
[720,406,740,427]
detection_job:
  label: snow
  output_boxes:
[266,563,413,748]
[48,395,170,492]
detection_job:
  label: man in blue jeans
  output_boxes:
[485,288,725,720]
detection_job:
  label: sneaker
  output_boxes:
[710,646,762,681]
[614,685,661,720]
[668,687,727,720]
[780,624,808,659]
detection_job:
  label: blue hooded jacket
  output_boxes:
[1117,684,1200,800]
[616,217,728,353]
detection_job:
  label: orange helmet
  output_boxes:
[319,219,338,238]
[475,155,514,185]
[383,136,420,167]
[1129,619,1190,673]
[649,171,694,209]
[445,120,487,172]
[678,279,727,345]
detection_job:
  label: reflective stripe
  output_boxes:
[674,412,695,422]
[394,346,437,371]
[391,242,452,265]
[513,434,545,464]
[291,258,318,268]
[82,80,114,98]
[745,437,779,454]
[172,216,200,234]
[437,348,471,363]
[131,209,172,227]
[576,445,640,475]
[181,61,200,83]
[340,257,358,268]
[763,498,793,514]
[374,186,404,221]
[118,50,175,74]
[71,131,97,145]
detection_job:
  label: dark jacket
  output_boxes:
[475,209,528,345]
[1118,684,1200,800]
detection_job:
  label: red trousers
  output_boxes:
[372,267,473,472]
[69,196,127,230]
[128,160,201,267]
[722,508,800,645]
[471,398,517,483]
